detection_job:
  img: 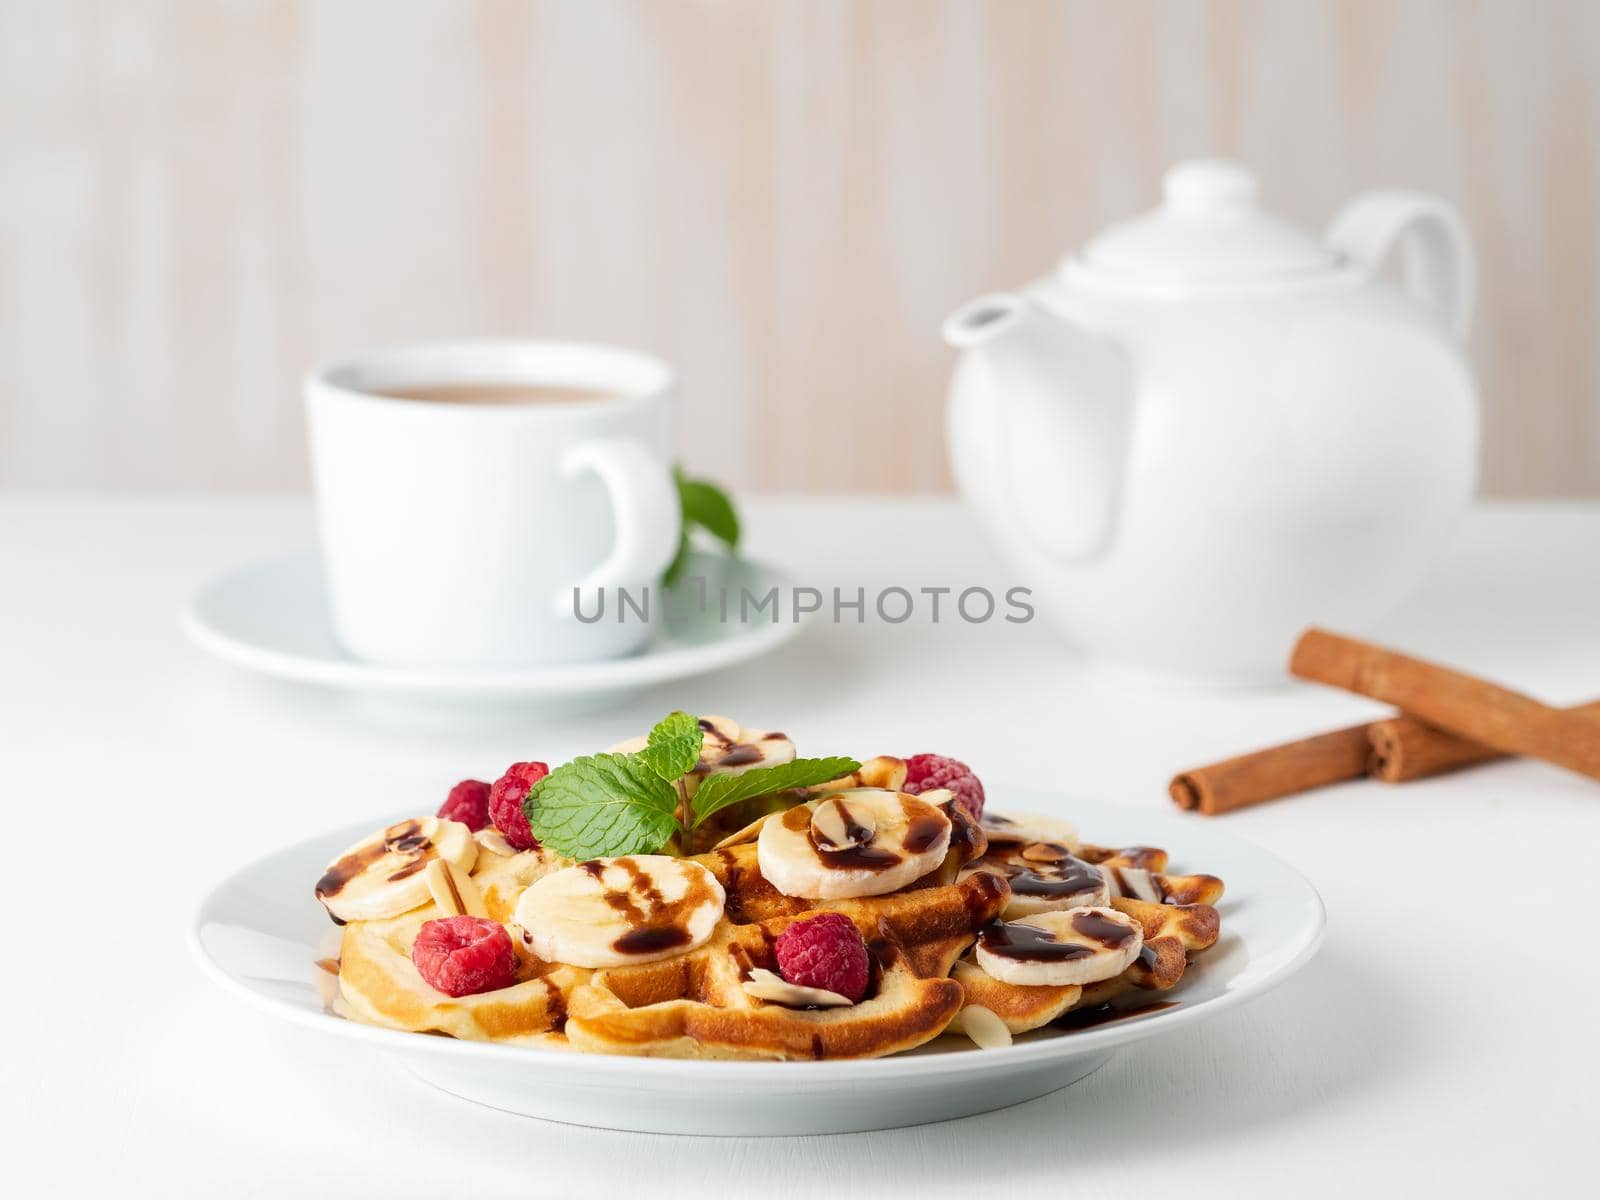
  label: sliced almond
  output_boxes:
[1103,865,1164,903]
[1022,841,1071,864]
[741,967,853,1008]
[810,796,876,851]
[711,810,773,850]
[953,1005,1012,1049]
[424,858,487,918]
[473,828,518,858]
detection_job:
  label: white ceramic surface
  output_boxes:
[190,794,1324,1137]
[182,549,802,706]
[944,159,1479,682]
[306,339,681,669]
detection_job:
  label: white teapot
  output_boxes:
[944,159,1477,682]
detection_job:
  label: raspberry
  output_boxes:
[488,761,549,850]
[903,753,985,821]
[774,912,870,1003]
[411,916,517,997]
[436,779,491,831]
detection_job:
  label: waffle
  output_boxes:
[969,827,1225,917]
[335,904,582,1047]
[950,829,1224,1034]
[1078,842,1226,908]
[335,838,1007,1058]
[562,872,1008,1059]
[319,749,1225,1060]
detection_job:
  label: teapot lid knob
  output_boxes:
[1162,160,1258,213]
[1073,157,1336,285]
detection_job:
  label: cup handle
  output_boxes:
[555,439,680,618]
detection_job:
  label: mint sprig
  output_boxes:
[520,712,860,859]
[690,757,860,828]
[635,710,704,781]
[523,753,679,860]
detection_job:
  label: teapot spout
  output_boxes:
[943,291,1133,562]
[942,293,1033,349]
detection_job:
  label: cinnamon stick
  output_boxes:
[1365,700,1600,780]
[1171,698,1600,814]
[1290,628,1600,782]
[1170,723,1372,815]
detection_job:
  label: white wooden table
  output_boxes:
[4,496,1596,1198]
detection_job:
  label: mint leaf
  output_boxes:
[523,753,680,859]
[636,710,704,782]
[679,478,740,549]
[691,757,861,828]
[662,467,741,587]
[661,530,692,588]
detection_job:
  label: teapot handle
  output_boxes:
[1326,192,1476,343]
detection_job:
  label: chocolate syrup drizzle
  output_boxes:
[578,857,720,956]
[315,819,434,918]
[976,910,1137,962]
[788,794,950,872]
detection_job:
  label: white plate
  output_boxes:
[182,550,803,708]
[190,794,1324,1136]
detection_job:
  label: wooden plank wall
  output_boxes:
[2,0,1596,495]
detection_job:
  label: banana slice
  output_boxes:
[973,906,1143,987]
[981,811,1080,856]
[963,841,1110,918]
[315,817,476,924]
[757,788,952,900]
[608,715,796,790]
[969,810,1098,917]
[693,715,796,776]
[471,843,567,924]
[803,755,908,794]
[513,855,725,968]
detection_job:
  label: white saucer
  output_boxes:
[190,794,1324,1136]
[182,551,804,706]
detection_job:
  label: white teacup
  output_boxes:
[305,340,680,668]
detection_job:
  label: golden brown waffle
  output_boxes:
[949,895,1219,1033]
[335,904,584,1045]
[951,865,1223,1036]
[470,843,568,923]
[974,833,1224,911]
[335,835,1008,1058]
[1078,842,1226,907]
[563,873,1008,1060]
[325,802,1223,1057]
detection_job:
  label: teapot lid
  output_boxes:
[1075,160,1338,285]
